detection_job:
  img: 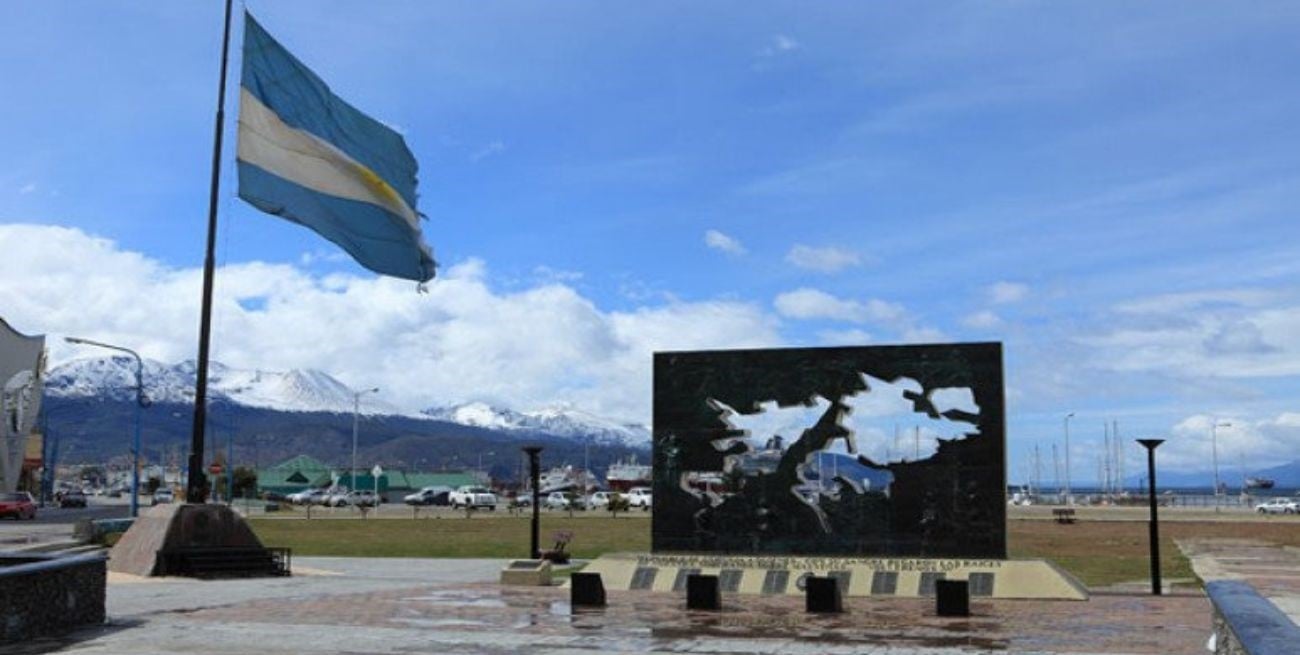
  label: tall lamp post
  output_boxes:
[66,337,147,517]
[351,387,379,493]
[1063,412,1075,506]
[522,446,543,559]
[1211,420,1230,508]
[1137,438,1165,596]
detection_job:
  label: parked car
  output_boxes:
[0,492,36,520]
[287,488,330,506]
[151,489,175,505]
[324,489,353,507]
[545,491,584,510]
[403,486,452,506]
[626,487,653,510]
[59,491,88,508]
[586,491,613,510]
[511,492,534,508]
[449,486,498,510]
[341,490,378,507]
[1255,498,1298,514]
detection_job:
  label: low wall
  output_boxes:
[0,551,107,643]
[1207,580,1300,655]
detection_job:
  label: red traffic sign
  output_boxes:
[208,462,224,475]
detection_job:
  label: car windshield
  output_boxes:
[468,488,490,494]
[0,493,26,501]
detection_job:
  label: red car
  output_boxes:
[0,492,36,520]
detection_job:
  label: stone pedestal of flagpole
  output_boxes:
[107,503,276,578]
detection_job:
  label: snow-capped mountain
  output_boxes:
[45,356,397,415]
[422,402,651,447]
[45,356,651,446]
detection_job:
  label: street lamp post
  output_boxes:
[351,387,379,495]
[1211,420,1230,509]
[66,337,147,517]
[522,446,543,559]
[1137,438,1165,596]
[1063,412,1075,506]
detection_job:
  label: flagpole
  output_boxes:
[187,0,235,504]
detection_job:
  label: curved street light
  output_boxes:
[65,336,148,517]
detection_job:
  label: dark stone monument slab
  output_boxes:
[570,572,606,607]
[805,575,843,613]
[686,574,721,610]
[936,579,970,617]
[652,343,1006,558]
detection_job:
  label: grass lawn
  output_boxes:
[250,515,1300,589]
[250,515,650,560]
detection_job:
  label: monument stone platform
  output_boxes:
[579,552,1088,600]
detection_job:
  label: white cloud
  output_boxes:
[758,34,800,58]
[785,244,862,274]
[470,140,506,162]
[1160,413,1300,474]
[818,328,872,345]
[532,265,583,283]
[18,183,37,195]
[0,224,781,422]
[1079,289,1300,378]
[774,288,903,324]
[703,229,746,256]
[988,281,1029,304]
[962,310,1002,329]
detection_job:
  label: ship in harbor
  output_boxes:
[1246,476,1276,490]
[605,457,651,492]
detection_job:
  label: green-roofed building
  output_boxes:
[256,455,333,496]
[255,454,482,501]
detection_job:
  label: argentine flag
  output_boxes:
[237,13,436,282]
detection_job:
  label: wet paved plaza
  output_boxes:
[15,557,1215,655]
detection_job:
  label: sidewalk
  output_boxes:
[13,556,1214,655]
[1181,537,1300,625]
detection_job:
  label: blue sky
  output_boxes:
[2,2,1299,481]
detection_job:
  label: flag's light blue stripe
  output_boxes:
[240,13,418,212]
[239,161,435,282]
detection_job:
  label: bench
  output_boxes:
[1052,508,1076,524]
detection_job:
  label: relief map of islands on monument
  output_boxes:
[652,342,1006,559]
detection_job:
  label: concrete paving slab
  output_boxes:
[9,556,1212,655]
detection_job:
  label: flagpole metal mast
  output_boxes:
[187,0,235,504]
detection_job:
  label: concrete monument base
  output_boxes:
[107,503,267,577]
[576,552,1088,600]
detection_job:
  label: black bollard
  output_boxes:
[686,574,721,610]
[571,572,606,608]
[935,580,970,617]
[805,576,843,613]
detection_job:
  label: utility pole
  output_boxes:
[351,387,379,494]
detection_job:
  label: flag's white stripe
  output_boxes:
[236,88,419,230]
